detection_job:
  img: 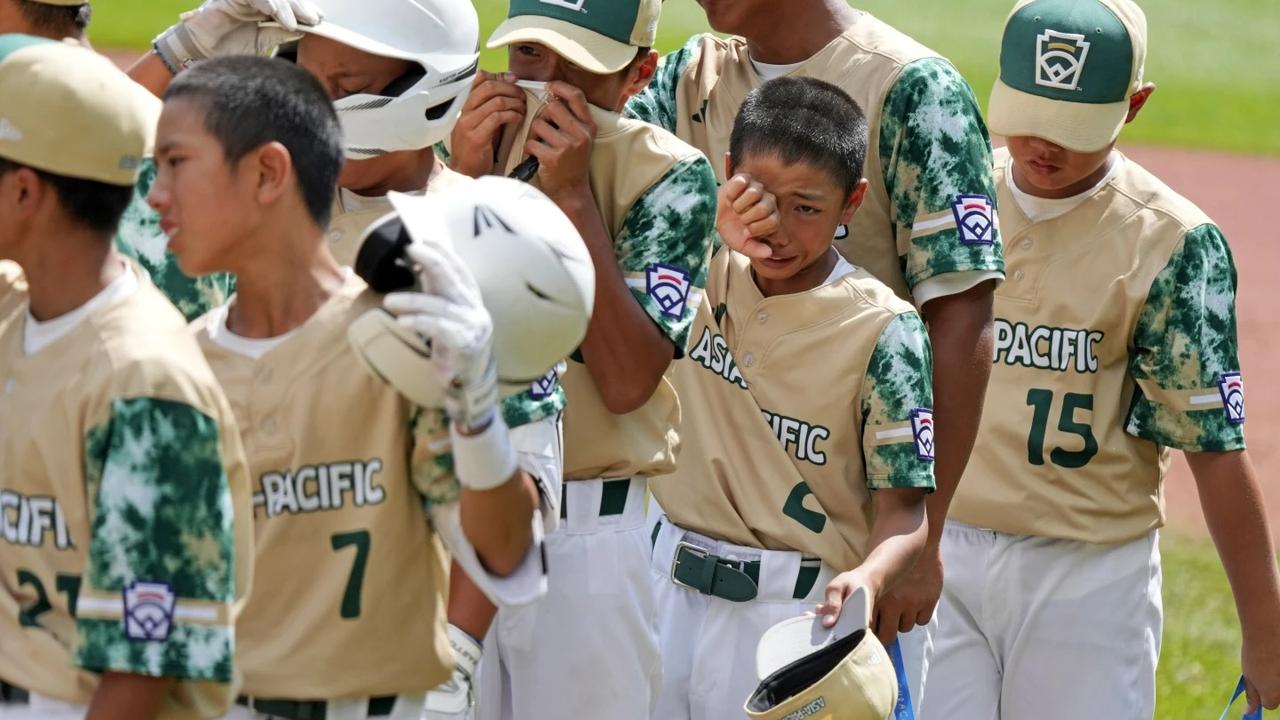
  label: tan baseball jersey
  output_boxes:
[950,149,1247,544]
[492,88,717,481]
[652,249,935,571]
[0,270,253,719]
[626,15,1006,304]
[194,274,458,699]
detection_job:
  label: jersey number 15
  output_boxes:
[1026,389,1098,468]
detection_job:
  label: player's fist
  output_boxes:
[449,71,528,179]
[717,174,779,260]
[524,81,596,201]
[154,0,322,73]
[383,241,498,432]
[872,547,942,647]
[1242,630,1280,712]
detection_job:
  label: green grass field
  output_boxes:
[94,0,1280,154]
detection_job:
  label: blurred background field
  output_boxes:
[91,0,1278,716]
[95,0,1280,154]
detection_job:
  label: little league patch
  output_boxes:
[911,408,935,461]
[123,580,177,642]
[647,262,693,319]
[951,194,995,245]
[1218,372,1245,425]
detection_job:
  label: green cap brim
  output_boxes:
[988,77,1129,152]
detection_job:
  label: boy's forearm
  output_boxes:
[460,470,540,576]
[127,53,175,99]
[448,560,499,639]
[86,672,171,720]
[1187,450,1280,628]
[862,492,929,595]
[922,282,996,547]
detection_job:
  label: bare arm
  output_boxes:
[126,53,175,98]
[86,672,171,720]
[819,488,929,645]
[1187,449,1280,712]
[459,461,540,577]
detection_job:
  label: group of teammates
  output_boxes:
[1,0,1279,718]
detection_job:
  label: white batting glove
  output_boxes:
[153,0,322,74]
[423,624,482,718]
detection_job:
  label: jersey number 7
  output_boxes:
[1026,389,1099,468]
[331,530,370,619]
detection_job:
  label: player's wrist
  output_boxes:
[450,410,518,492]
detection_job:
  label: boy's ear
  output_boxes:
[723,152,733,181]
[250,141,296,209]
[621,50,659,101]
[1126,83,1156,124]
[840,179,870,225]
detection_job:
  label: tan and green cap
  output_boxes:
[0,35,158,186]
[487,0,660,75]
[989,0,1147,152]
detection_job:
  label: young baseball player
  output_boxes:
[625,0,1006,640]
[147,55,563,720]
[650,75,935,719]
[131,3,563,713]
[921,1,1280,718]
[0,36,252,720]
[446,1,718,717]
[0,0,235,321]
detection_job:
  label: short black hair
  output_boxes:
[728,76,868,196]
[0,157,133,234]
[15,0,91,37]
[164,56,343,227]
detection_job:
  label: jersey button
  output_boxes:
[756,311,768,324]
[262,417,278,434]
[742,352,756,368]
[327,230,343,243]
[1021,237,1033,250]
[1013,270,1025,281]
[258,368,273,384]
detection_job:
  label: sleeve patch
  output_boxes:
[123,581,177,642]
[646,263,693,319]
[1218,372,1245,425]
[911,408,936,461]
[951,195,996,246]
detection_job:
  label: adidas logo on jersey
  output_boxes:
[689,326,748,390]
[0,491,71,550]
[994,319,1104,374]
[253,459,386,519]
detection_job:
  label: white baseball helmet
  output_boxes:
[348,177,596,407]
[286,0,479,159]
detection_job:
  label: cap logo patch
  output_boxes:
[1218,372,1245,425]
[540,0,586,10]
[950,194,995,245]
[646,263,692,319]
[123,581,177,641]
[0,118,22,142]
[911,408,935,462]
[1035,29,1091,90]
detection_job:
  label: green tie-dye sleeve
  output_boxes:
[76,397,237,682]
[861,312,936,490]
[115,161,235,321]
[879,58,1005,290]
[1126,224,1246,452]
[615,155,718,357]
[623,35,699,131]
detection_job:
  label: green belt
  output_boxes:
[236,695,396,720]
[560,477,631,520]
[0,681,29,704]
[670,542,820,603]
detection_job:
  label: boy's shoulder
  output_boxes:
[594,104,706,171]
[1108,153,1215,233]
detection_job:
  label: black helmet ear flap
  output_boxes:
[355,215,417,293]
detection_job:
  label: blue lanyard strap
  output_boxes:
[1220,676,1262,720]
[889,639,915,720]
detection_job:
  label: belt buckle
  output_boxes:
[670,540,709,591]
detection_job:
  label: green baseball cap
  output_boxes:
[487,0,660,75]
[988,0,1147,152]
[0,35,159,186]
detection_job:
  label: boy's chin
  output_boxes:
[750,255,803,280]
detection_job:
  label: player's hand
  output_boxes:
[154,0,322,71]
[384,241,498,432]
[525,80,596,201]
[871,545,942,647]
[423,624,483,718]
[816,570,876,629]
[717,174,779,260]
[1241,628,1280,712]
[449,71,527,179]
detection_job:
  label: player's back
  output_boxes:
[192,272,453,699]
[953,147,1235,543]
[0,272,251,717]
